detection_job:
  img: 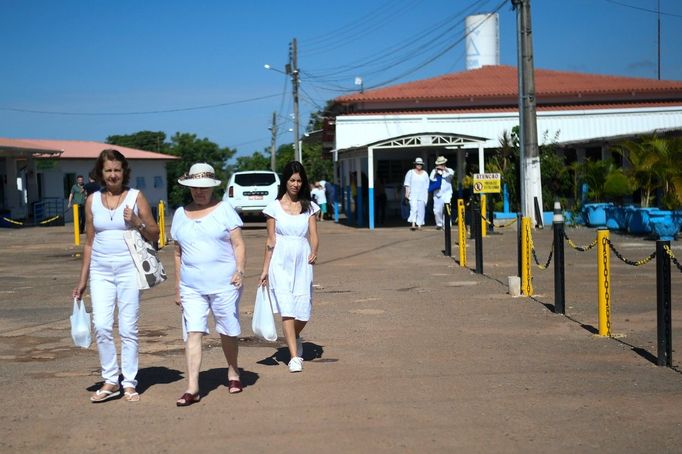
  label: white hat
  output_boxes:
[435,156,448,165]
[414,157,425,165]
[178,163,221,188]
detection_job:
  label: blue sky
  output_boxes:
[1,0,680,160]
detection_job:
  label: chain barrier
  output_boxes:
[563,232,598,252]
[529,235,553,270]
[663,245,682,273]
[605,238,656,266]
[2,215,63,227]
[479,214,518,229]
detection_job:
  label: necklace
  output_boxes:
[105,191,123,221]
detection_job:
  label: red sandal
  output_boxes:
[228,379,243,394]
[176,392,201,407]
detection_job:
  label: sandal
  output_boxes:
[124,389,140,402]
[228,379,243,394]
[90,386,120,403]
[176,392,201,407]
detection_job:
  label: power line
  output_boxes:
[0,93,281,116]
[603,0,682,18]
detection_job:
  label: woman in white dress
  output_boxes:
[171,163,246,406]
[259,161,319,373]
[404,157,430,230]
[73,148,159,403]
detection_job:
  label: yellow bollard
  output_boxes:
[480,194,487,238]
[73,204,80,246]
[597,228,611,336]
[158,201,166,248]
[457,199,466,268]
[521,217,533,296]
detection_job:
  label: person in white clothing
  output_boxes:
[430,156,455,230]
[259,161,319,373]
[171,163,246,406]
[73,148,159,403]
[403,157,430,230]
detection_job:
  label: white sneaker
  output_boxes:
[296,337,304,359]
[288,356,303,373]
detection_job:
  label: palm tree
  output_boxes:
[613,137,659,207]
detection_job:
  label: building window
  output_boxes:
[153,176,163,188]
[135,176,146,189]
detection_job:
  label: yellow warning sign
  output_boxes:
[473,173,501,193]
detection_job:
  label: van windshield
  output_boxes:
[234,173,277,186]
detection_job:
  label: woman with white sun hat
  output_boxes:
[171,163,246,406]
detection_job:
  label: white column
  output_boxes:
[478,143,485,173]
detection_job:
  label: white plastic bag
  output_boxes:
[70,298,92,348]
[252,286,277,342]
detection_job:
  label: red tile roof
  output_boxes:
[0,138,64,154]
[1,138,177,160]
[334,65,682,106]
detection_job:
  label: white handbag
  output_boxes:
[124,229,167,290]
[70,298,92,349]
[252,285,278,342]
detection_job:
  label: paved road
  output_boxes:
[1,220,681,452]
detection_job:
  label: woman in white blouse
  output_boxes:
[171,163,246,406]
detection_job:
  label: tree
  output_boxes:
[166,133,236,207]
[106,131,170,153]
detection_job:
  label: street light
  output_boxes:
[264,56,301,163]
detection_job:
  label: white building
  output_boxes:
[327,65,682,229]
[0,138,177,224]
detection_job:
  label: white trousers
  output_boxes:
[433,196,446,227]
[90,253,140,388]
[407,199,427,226]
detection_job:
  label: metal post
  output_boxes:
[73,204,80,246]
[458,199,467,268]
[553,214,565,315]
[444,203,452,257]
[521,217,532,295]
[473,205,483,274]
[158,200,166,248]
[270,112,277,171]
[597,228,611,337]
[480,194,487,238]
[656,240,672,366]
[517,212,523,278]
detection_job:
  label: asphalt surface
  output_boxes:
[1,218,682,453]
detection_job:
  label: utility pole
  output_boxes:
[657,0,661,80]
[269,111,277,171]
[288,38,301,163]
[512,0,543,225]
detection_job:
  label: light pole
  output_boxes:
[264,38,301,163]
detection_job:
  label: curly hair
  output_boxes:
[93,149,131,186]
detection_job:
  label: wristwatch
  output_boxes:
[137,222,147,231]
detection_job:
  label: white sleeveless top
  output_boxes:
[92,188,140,258]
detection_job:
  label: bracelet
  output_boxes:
[137,222,146,231]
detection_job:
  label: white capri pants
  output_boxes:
[89,253,140,389]
[180,285,242,341]
[407,198,427,226]
[433,196,447,227]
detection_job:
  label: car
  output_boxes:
[223,170,280,220]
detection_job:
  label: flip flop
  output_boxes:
[90,388,121,403]
[176,392,200,407]
[124,391,140,402]
[228,379,243,394]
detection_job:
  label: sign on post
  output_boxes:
[473,173,501,194]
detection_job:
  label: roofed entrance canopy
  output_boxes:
[338,132,488,230]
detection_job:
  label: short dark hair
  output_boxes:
[278,161,312,214]
[93,149,131,186]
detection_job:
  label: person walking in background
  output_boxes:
[259,161,319,373]
[313,181,327,222]
[323,179,337,220]
[83,171,101,198]
[73,149,159,403]
[171,163,246,406]
[403,157,429,231]
[430,156,455,230]
[68,174,86,233]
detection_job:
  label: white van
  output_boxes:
[223,171,280,219]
